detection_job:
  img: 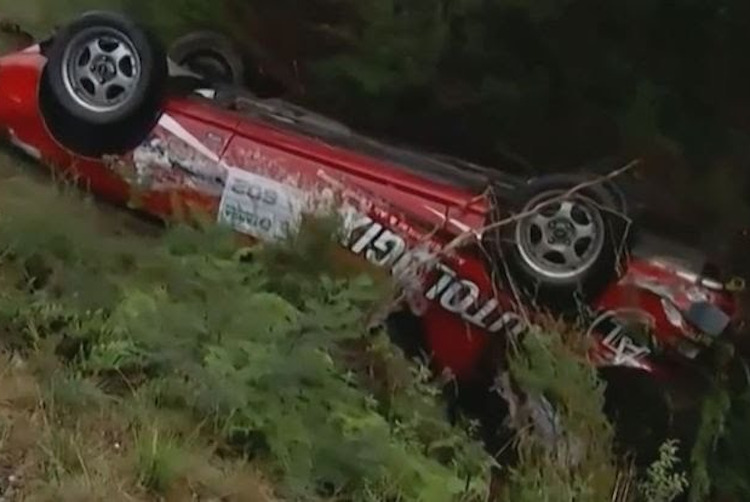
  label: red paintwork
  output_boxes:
[0,45,739,383]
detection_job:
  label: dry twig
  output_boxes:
[444,159,641,254]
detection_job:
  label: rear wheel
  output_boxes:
[40,11,167,157]
[168,30,244,86]
[167,30,288,97]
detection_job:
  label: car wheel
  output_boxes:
[499,174,632,308]
[40,11,167,157]
[574,157,631,214]
[168,30,244,86]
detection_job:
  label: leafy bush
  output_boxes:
[639,440,689,502]
[498,325,622,502]
[0,174,494,501]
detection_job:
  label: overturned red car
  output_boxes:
[0,11,743,440]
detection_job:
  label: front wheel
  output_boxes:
[40,11,167,157]
[498,174,632,309]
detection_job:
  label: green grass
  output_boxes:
[0,149,280,501]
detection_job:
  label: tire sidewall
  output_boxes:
[45,11,165,125]
[499,174,632,308]
[39,65,163,158]
[168,30,245,86]
[40,11,166,157]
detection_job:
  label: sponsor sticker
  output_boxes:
[216,169,526,336]
[341,212,526,335]
[218,167,304,241]
[587,309,653,369]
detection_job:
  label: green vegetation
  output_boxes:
[0,155,697,501]
[0,151,695,502]
[502,326,623,501]
[0,162,496,501]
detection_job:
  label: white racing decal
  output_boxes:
[588,309,652,369]
[602,329,651,367]
[158,113,221,163]
[218,167,305,241]
[423,205,477,235]
[343,213,525,336]
[131,136,226,195]
[129,118,524,335]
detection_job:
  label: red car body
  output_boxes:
[0,44,739,384]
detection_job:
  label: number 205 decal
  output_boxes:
[229,179,279,206]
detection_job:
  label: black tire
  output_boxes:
[168,30,244,86]
[600,367,674,468]
[574,157,631,214]
[39,68,162,158]
[40,11,167,157]
[498,173,632,308]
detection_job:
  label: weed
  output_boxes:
[639,440,689,502]
[134,426,186,495]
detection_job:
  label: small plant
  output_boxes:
[638,440,689,502]
[500,325,621,502]
[134,427,186,495]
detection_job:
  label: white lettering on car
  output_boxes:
[602,327,651,367]
[351,222,383,254]
[366,230,408,267]
[343,213,525,336]
[441,280,481,314]
[218,168,304,241]
[465,298,500,328]
[587,309,652,369]
[425,264,457,300]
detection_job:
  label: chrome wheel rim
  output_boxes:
[515,190,605,281]
[61,27,141,113]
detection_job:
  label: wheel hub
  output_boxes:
[515,191,607,281]
[61,26,142,113]
[548,219,575,244]
[91,55,117,83]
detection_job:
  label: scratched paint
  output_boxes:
[131,135,227,195]
[118,114,526,338]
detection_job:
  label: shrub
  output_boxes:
[0,174,494,501]
[499,325,622,502]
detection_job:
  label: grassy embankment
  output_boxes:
[0,146,691,502]
[0,143,514,502]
